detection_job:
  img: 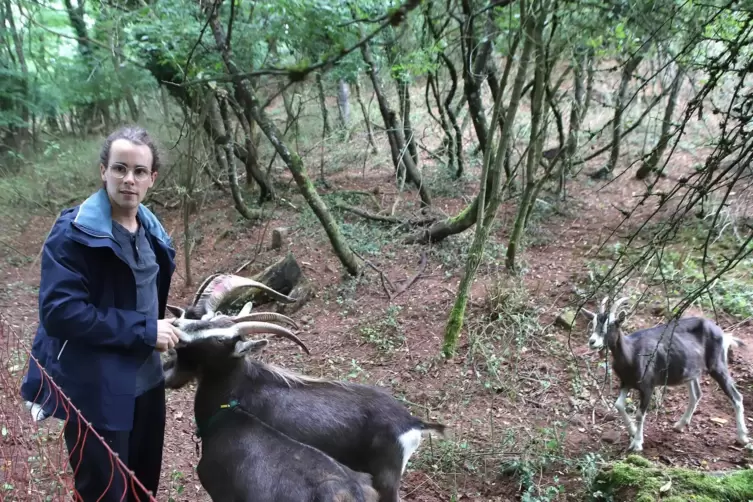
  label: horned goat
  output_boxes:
[582,296,749,452]
[164,319,446,502]
[167,273,297,321]
[164,333,378,502]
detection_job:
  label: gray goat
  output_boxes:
[582,296,749,452]
[165,319,446,502]
[163,334,378,502]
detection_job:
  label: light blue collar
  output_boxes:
[73,188,172,248]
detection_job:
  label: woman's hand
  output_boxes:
[155,319,181,352]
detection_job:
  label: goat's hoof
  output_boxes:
[627,440,643,452]
[672,421,686,432]
[736,435,750,447]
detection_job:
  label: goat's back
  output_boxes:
[233,362,426,469]
[196,409,379,502]
[625,317,725,385]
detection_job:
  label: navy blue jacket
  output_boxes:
[19,188,176,431]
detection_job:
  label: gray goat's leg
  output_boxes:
[709,369,750,445]
[614,388,636,437]
[628,388,653,452]
[673,378,702,432]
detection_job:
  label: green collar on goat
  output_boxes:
[195,399,240,439]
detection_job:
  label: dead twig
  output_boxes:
[391,251,428,300]
[354,249,429,301]
[335,203,437,229]
[353,249,396,299]
[234,215,273,274]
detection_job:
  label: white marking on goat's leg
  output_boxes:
[731,387,749,445]
[615,389,636,437]
[709,369,750,446]
[629,388,652,452]
[629,408,646,452]
[398,429,423,475]
[673,379,701,432]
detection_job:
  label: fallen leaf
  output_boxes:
[710,417,728,425]
[659,479,672,493]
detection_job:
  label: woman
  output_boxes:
[20,125,182,501]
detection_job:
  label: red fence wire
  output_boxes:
[0,314,159,502]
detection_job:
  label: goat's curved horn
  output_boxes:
[232,313,300,330]
[228,276,297,304]
[192,273,223,306]
[201,275,297,313]
[599,297,608,315]
[233,321,310,355]
[609,297,631,321]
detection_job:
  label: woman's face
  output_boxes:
[100,138,157,212]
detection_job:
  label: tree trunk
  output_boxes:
[559,46,587,200]
[636,64,684,180]
[206,7,359,276]
[353,76,377,153]
[442,0,537,358]
[337,78,351,131]
[505,4,548,273]
[358,35,431,207]
[316,72,332,137]
[592,45,647,179]
[211,93,262,221]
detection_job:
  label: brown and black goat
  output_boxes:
[165,319,446,502]
[164,331,378,502]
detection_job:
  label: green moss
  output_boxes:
[592,455,753,501]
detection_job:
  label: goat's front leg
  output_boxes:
[614,388,636,437]
[673,378,702,432]
[628,387,653,452]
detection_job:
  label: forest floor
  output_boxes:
[2,151,753,501]
[3,85,753,501]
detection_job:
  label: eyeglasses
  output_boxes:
[109,164,153,182]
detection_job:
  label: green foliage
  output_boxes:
[591,455,753,502]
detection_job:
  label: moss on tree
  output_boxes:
[591,455,753,502]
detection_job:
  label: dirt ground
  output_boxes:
[2,69,753,500]
[2,152,753,501]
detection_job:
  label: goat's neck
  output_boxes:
[193,367,245,436]
[607,327,631,369]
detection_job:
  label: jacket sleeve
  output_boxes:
[38,221,158,351]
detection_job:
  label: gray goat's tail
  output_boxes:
[420,421,449,439]
[722,333,745,365]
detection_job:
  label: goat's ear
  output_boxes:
[237,301,254,317]
[232,339,269,357]
[166,304,185,318]
[580,307,596,320]
[616,310,627,324]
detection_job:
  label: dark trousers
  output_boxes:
[63,382,166,502]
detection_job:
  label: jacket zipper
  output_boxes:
[57,222,140,360]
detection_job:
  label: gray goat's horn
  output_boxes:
[232,312,300,330]
[234,321,310,355]
[201,275,297,314]
[599,297,608,315]
[609,296,631,322]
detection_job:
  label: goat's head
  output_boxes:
[167,273,298,321]
[164,312,309,388]
[171,311,309,353]
[581,296,630,350]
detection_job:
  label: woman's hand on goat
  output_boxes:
[156,319,181,352]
